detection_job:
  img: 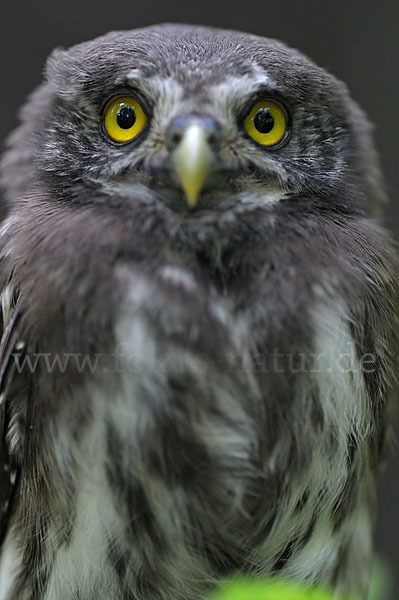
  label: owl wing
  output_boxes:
[0,295,25,550]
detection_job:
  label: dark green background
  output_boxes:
[1,1,398,595]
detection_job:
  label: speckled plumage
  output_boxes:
[0,23,398,600]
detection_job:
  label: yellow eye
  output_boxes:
[103,96,147,143]
[244,100,288,147]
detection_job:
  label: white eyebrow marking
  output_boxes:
[210,65,275,99]
[126,68,143,80]
[126,69,184,103]
[207,69,276,126]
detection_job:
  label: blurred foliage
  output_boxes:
[209,578,351,600]
[368,560,393,600]
[208,562,392,600]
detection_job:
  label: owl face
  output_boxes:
[2,24,381,220]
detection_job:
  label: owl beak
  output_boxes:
[171,123,214,208]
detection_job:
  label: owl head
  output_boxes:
[0,23,385,224]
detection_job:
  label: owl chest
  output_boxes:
[0,226,377,600]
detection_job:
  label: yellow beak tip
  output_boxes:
[181,180,202,208]
[186,193,199,209]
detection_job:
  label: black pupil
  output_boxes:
[253,108,274,134]
[117,106,136,129]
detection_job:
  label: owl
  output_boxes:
[0,23,397,600]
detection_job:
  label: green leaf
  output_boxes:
[209,577,351,600]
